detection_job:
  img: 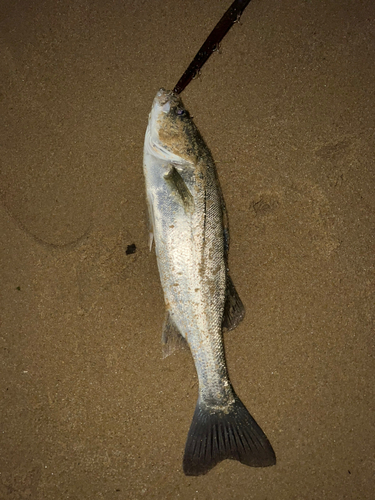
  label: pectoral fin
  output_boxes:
[164,166,195,214]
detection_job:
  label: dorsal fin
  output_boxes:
[222,274,245,331]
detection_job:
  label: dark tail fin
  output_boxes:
[183,395,276,476]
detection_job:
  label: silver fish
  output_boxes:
[143,89,275,475]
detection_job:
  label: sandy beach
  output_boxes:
[1,1,374,498]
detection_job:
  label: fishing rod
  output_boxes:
[173,0,253,95]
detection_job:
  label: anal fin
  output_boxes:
[146,197,155,251]
[148,231,154,251]
[162,311,188,358]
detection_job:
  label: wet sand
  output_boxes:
[1,1,374,498]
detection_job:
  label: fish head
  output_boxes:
[145,89,200,165]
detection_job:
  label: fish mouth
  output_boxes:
[153,88,182,115]
[146,89,192,165]
[155,88,170,105]
[155,88,177,106]
[145,89,186,163]
[148,89,177,139]
[149,89,170,125]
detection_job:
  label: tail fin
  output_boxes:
[183,395,276,476]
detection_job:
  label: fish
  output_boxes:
[143,88,276,475]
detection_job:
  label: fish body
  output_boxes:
[143,89,275,475]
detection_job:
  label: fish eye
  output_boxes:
[176,108,186,116]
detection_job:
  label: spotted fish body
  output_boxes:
[143,89,275,475]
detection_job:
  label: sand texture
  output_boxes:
[1,1,374,498]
